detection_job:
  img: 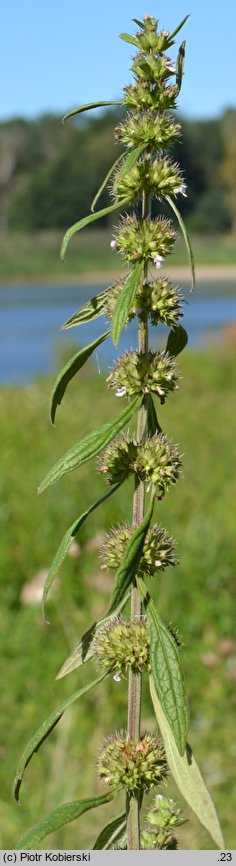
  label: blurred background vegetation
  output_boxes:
[0,104,236,849]
[0,107,236,278]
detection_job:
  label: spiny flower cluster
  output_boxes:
[99,433,182,496]
[107,350,178,402]
[122,16,179,112]
[123,81,178,112]
[115,112,180,149]
[100,522,176,577]
[111,214,175,266]
[97,731,167,792]
[141,794,184,850]
[94,619,150,676]
[113,157,186,203]
[105,276,183,328]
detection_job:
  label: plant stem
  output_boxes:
[126,191,149,850]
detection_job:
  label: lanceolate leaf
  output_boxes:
[93,811,126,849]
[169,14,189,40]
[138,578,188,755]
[107,493,155,615]
[119,32,140,47]
[60,196,130,261]
[149,675,225,849]
[50,330,110,424]
[56,590,130,680]
[144,393,162,436]
[91,152,126,213]
[166,324,188,357]
[176,40,186,94]
[111,262,143,346]
[117,143,147,179]
[14,673,108,803]
[16,792,115,849]
[43,483,121,620]
[165,194,195,292]
[38,395,140,494]
[62,288,108,330]
[62,101,122,124]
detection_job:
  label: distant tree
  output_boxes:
[219,109,236,231]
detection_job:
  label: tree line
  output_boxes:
[0,107,235,234]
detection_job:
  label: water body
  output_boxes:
[1,280,236,385]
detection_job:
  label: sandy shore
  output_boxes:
[1,264,236,286]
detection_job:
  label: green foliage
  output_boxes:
[111,261,143,345]
[16,792,115,850]
[92,811,126,850]
[38,395,140,492]
[107,493,155,614]
[138,579,188,756]
[14,674,107,804]
[149,676,224,848]
[50,330,110,424]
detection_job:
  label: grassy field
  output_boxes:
[1,347,236,849]
[0,229,236,281]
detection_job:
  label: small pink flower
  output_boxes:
[153,254,164,269]
[110,239,117,249]
[179,183,187,197]
[113,673,121,682]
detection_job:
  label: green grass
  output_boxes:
[0,230,236,282]
[1,348,236,848]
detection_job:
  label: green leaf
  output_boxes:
[50,330,110,424]
[16,791,115,849]
[149,675,225,849]
[14,673,107,803]
[56,590,130,680]
[166,325,188,357]
[111,262,143,346]
[62,288,108,330]
[60,196,130,261]
[176,40,186,94]
[119,32,140,47]
[43,483,121,620]
[62,101,122,124]
[165,194,195,292]
[138,578,188,755]
[91,151,126,212]
[117,143,147,180]
[93,811,126,849]
[107,493,155,615]
[38,395,140,494]
[169,14,189,40]
[132,18,145,28]
[144,393,162,436]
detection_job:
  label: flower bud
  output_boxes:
[94,618,150,675]
[141,794,184,849]
[112,214,175,265]
[97,732,167,792]
[113,157,185,204]
[107,350,178,402]
[100,522,176,577]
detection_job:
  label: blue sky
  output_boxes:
[1,0,235,121]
